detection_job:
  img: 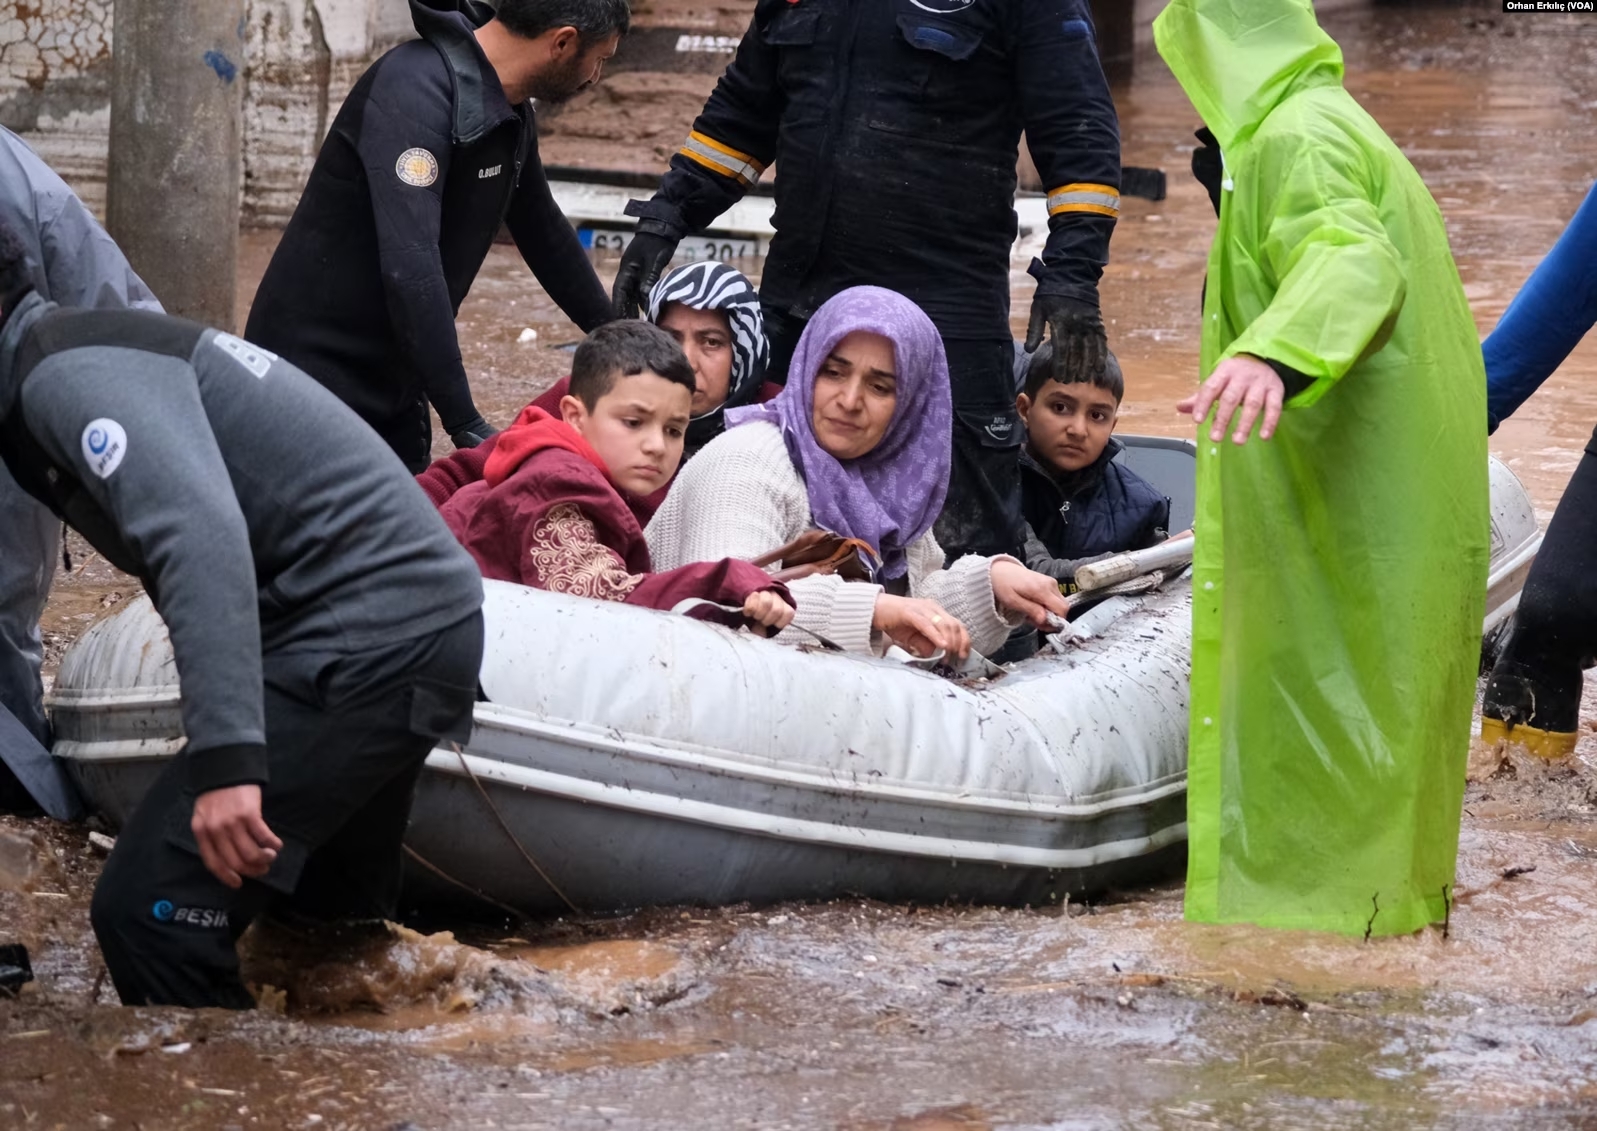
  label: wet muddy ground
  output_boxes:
[12,2,1597,1126]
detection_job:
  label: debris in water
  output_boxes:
[0,828,48,892]
[87,831,116,856]
[0,943,33,996]
[1501,864,1537,880]
[517,327,538,344]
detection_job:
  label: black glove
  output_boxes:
[612,229,681,319]
[1024,294,1107,385]
[1191,126,1223,218]
[447,413,498,450]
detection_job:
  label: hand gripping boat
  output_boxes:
[46,442,1541,913]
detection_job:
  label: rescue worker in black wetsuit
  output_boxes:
[0,221,485,1009]
[611,0,1122,564]
[246,0,629,472]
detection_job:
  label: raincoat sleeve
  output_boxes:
[1223,137,1407,408]
[1483,181,1597,432]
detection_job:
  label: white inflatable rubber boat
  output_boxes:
[46,440,1541,913]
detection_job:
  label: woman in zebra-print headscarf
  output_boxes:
[644,260,772,456]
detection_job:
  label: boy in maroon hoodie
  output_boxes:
[422,320,793,631]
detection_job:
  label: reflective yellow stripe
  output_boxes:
[679,131,766,186]
[1047,182,1121,218]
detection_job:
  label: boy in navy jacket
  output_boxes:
[1017,344,1170,590]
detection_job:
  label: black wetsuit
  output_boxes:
[246,0,612,471]
[0,292,484,1007]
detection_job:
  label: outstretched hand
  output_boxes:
[989,559,1070,627]
[1177,354,1285,445]
[192,784,282,889]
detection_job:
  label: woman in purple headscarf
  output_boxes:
[646,286,1067,659]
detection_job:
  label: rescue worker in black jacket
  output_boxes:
[246,0,628,472]
[0,219,485,1009]
[612,0,1122,563]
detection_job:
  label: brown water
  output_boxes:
[14,2,1597,1127]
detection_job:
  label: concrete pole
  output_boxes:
[107,1,246,331]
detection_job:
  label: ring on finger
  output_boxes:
[932,615,943,624]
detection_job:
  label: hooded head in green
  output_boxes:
[1155,0,1489,936]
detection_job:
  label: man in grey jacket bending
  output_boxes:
[0,127,159,811]
[0,224,485,1008]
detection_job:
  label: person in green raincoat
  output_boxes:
[1154,0,1489,936]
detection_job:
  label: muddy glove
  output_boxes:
[612,228,680,319]
[1024,294,1107,385]
[1192,126,1223,218]
[447,413,498,450]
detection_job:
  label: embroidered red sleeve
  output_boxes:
[527,503,645,601]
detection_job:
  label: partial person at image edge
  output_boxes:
[0,124,160,814]
[0,216,485,1008]
[1479,182,1597,753]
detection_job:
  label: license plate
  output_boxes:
[581,227,765,262]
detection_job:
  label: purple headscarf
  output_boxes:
[725,286,952,579]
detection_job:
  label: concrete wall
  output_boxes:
[0,0,410,221]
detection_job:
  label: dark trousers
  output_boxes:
[762,303,1024,562]
[762,302,806,388]
[935,338,1026,562]
[90,612,483,1008]
[1483,430,1597,732]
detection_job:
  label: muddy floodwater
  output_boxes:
[11,3,1597,1127]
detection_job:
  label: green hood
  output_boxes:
[1153,0,1344,150]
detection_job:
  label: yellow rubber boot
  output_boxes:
[1479,716,1578,760]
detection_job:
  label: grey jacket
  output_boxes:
[0,127,159,313]
[0,293,483,793]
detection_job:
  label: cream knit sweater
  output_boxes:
[646,421,1019,656]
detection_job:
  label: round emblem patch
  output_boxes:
[396,147,439,187]
[80,418,128,480]
[907,0,974,11]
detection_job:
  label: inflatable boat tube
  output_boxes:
[45,442,1542,913]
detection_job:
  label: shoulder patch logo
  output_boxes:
[211,332,276,379]
[81,418,128,480]
[396,147,439,188]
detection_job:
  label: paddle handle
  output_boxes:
[1074,534,1195,592]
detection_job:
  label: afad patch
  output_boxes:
[80,418,128,479]
[396,147,439,188]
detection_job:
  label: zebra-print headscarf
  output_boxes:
[646,261,768,449]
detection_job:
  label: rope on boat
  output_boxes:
[401,843,534,922]
[452,743,582,914]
